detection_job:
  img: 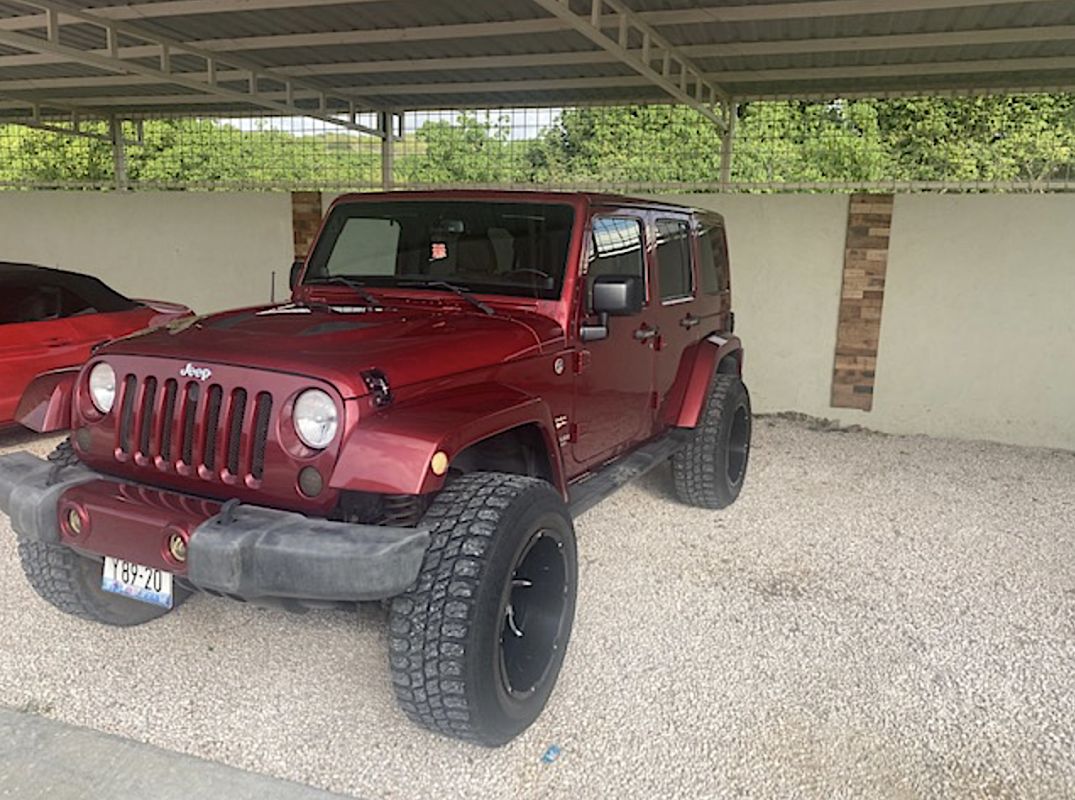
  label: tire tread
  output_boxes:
[387,472,560,743]
[671,373,751,509]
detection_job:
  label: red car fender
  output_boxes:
[666,334,744,429]
[328,383,566,498]
[15,368,78,433]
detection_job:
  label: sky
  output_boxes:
[221,108,562,140]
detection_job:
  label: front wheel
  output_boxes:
[388,472,577,746]
[16,438,187,626]
[18,541,187,627]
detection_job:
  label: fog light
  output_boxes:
[430,451,449,476]
[298,466,323,498]
[75,426,92,451]
[66,508,83,536]
[167,532,187,563]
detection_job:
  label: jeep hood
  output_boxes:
[100,303,562,398]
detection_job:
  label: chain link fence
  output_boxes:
[2,95,1073,193]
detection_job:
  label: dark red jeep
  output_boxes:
[0,191,751,745]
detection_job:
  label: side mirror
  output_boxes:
[289,259,304,291]
[580,274,643,342]
[592,274,643,316]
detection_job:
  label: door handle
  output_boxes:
[680,315,700,329]
[633,326,659,341]
[44,338,70,348]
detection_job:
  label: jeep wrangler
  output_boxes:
[0,191,750,746]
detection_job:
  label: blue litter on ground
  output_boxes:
[541,745,562,764]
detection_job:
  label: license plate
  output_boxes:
[101,557,173,609]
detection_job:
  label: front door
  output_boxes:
[570,213,657,466]
[0,317,78,423]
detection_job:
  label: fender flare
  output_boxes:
[328,382,565,498]
[15,368,79,433]
[666,334,743,429]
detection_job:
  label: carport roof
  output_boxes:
[1,0,1074,127]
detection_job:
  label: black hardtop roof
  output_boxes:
[0,261,138,312]
[331,189,724,223]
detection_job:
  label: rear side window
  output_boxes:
[589,216,645,282]
[698,224,730,295]
[655,218,693,301]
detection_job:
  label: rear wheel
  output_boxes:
[672,373,752,509]
[388,472,577,746]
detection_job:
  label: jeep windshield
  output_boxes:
[302,200,575,301]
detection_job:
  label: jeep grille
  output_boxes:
[116,373,273,483]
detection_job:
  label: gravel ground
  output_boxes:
[1,418,1074,799]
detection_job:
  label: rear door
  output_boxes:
[646,213,701,422]
[570,212,657,466]
[694,214,733,334]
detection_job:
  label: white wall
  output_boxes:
[4,190,1073,450]
[666,193,1075,451]
[0,192,293,314]
[661,193,851,420]
[874,195,1075,450]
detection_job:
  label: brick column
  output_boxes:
[830,193,894,411]
[291,191,323,259]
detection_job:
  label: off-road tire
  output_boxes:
[388,472,577,746]
[17,541,184,626]
[15,439,187,627]
[672,373,752,509]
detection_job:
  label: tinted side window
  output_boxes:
[655,218,692,300]
[698,225,729,295]
[0,282,62,324]
[589,216,645,282]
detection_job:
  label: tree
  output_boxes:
[396,112,521,184]
[527,105,724,184]
[0,96,1072,190]
[0,122,114,186]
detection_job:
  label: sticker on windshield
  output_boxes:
[431,242,448,260]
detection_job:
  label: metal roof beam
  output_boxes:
[0,0,386,31]
[740,83,1075,101]
[0,0,382,135]
[0,1,1063,69]
[18,53,1074,108]
[0,92,143,143]
[529,0,727,129]
[713,55,1075,83]
[0,0,1043,33]
[0,18,568,68]
[2,24,1074,94]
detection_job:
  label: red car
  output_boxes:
[0,262,192,429]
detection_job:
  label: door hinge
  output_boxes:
[650,391,659,409]
[574,350,591,374]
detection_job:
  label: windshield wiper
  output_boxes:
[396,279,494,316]
[303,275,381,307]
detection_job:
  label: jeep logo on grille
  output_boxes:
[179,363,212,382]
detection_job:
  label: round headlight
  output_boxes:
[88,363,116,413]
[293,389,338,449]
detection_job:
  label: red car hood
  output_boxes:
[100,302,563,398]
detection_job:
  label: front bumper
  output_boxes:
[0,452,429,603]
